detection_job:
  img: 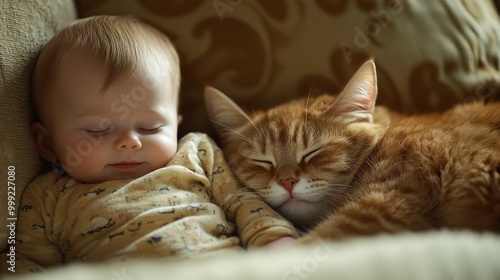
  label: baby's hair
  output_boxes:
[31,15,180,121]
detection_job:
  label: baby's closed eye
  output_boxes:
[137,125,164,134]
[82,128,112,137]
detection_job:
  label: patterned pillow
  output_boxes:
[77,0,500,137]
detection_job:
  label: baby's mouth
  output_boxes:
[109,161,143,170]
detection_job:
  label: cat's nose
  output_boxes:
[279,177,298,193]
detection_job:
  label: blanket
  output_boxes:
[1,133,297,275]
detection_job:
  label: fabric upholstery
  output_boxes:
[0,0,77,251]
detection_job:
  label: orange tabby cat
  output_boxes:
[204,60,500,242]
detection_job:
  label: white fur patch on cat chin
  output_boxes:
[277,199,328,229]
[267,180,329,228]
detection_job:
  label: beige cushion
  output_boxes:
[4,231,500,280]
[0,0,76,250]
[76,0,500,137]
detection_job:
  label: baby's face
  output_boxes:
[43,54,180,183]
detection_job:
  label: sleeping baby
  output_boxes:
[9,15,297,274]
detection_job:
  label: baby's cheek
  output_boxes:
[59,142,108,182]
[147,137,177,167]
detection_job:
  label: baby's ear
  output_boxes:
[326,60,378,123]
[204,86,252,139]
[31,122,57,163]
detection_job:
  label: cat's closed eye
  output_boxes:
[301,147,324,163]
[250,158,274,169]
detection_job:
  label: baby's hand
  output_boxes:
[262,236,297,249]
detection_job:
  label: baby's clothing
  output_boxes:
[12,133,297,273]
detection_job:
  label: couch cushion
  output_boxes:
[0,0,76,251]
[76,0,500,138]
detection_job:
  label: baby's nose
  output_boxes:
[115,132,142,151]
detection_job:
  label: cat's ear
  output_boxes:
[204,86,252,138]
[327,60,378,123]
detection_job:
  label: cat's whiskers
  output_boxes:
[222,128,252,145]
[249,106,267,142]
[211,120,253,144]
[325,183,350,193]
[322,185,350,204]
[241,106,265,140]
[304,77,317,128]
[326,181,349,186]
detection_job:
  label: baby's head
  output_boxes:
[31,15,182,183]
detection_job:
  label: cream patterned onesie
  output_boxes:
[12,133,297,274]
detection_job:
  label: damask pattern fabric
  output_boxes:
[76,0,500,137]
